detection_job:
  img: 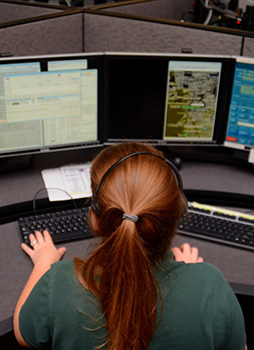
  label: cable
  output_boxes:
[205,0,239,20]
[203,9,213,24]
[63,0,71,6]
[32,187,77,215]
[197,0,240,26]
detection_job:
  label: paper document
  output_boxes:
[41,163,92,201]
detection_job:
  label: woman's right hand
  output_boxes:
[171,243,204,263]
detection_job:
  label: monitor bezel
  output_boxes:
[103,52,235,147]
[0,52,104,159]
[223,55,254,153]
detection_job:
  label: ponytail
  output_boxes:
[75,219,157,350]
[75,142,185,349]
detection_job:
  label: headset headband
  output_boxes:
[92,151,183,215]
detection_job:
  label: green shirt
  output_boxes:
[19,253,246,350]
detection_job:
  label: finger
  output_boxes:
[29,233,38,248]
[171,247,183,261]
[34,231,44,244]
[197,257,204,263]
[29,233,36,242]
[171,247,180,254]
[58,247,67,259]
[181,243,191,254]
[43,230,53,243]
[191,246,199,259]
[21,242,34,257]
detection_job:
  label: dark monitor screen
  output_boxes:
[0,53,104,159]
[104,53,234,146]
[224,57,254,150]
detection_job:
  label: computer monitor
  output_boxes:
[224,56,254,151]
[104,53,234,146]
[0,53,104,160]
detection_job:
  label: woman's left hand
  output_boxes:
[22,230,66,266]
[171,243,204,263]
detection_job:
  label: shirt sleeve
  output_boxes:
[222,286,247,350]
[19,269,53,349]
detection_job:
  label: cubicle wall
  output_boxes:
[83,11,244,55]
[0,0,253,58]
[85,0,254,57]
[93,0,193,21]
[0,0,68,23]
[243,37,254,57]
[0,10,84,56]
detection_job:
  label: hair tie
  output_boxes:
[122,213,139,223]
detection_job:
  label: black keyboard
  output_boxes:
[18,207,93,246]
[178,202,254,251]
[18,202,254,251]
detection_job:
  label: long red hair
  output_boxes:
[75,142,186,350]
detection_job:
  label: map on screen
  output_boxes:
[163,61,222,141]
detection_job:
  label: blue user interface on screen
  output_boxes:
[226,61,254,147]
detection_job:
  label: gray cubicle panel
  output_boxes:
[243,37,254,57]
[92,0,193,21]
[0,0,68,23]
[0,10,84,57]
[84,11,243,55]
[87,0,254,57]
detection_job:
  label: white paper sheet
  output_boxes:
[41,163,92,201]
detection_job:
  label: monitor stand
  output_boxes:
[0,155,32,173]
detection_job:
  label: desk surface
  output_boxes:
[0,148,254,330]
[1,148,254,207]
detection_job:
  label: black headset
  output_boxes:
[91,151,184,216]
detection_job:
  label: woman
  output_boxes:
[14,142,246,350]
